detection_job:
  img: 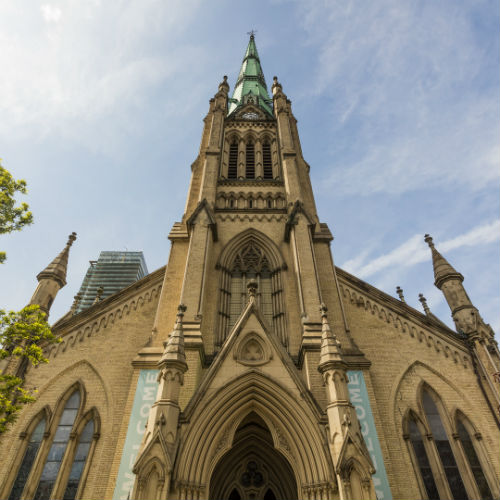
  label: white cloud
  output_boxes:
[296,0,499,195]
[343,219,500,278]
[41,4,62,23]
[0,0,204,148]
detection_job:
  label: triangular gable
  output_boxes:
[284,200,316,242]
[183,299,322,421]
[186,199,218,241]
[229,103,272,121]
[133,427,174,474]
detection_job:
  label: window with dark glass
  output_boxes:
[408,418,440,500]
[8,418,46,500]
[457,420,492,500]
[228,242,273,332]
[262,142,273,179]
[34,391,80,500]
[245,142,255,179]
[422,390,468,500]
[63,419,94,500]
[228,141,238,179]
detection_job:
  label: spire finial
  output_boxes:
[247,29,257,39]
[93,286,104,305]
[71,292,82,314]
[247,279,258,301]
[424,234,434,249]
[67,231,77,246]
[419,293,431,315]
[320,302,328,320]
[396,286,406,303]
[218,75,229,93]
[176,303,187,322]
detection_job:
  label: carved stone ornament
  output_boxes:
[234,332,272,366]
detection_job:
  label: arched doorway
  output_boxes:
[209,413,297,500]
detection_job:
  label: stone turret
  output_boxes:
[30,232,77,318]
[132,304,189,500]
[318,304,376,500]
[425,234,500,417]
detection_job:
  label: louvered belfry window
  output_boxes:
[262,142,273,179]
[228,141,238,179]
[246,142,255,179]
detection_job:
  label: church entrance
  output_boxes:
[209,413,298,500]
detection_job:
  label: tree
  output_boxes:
[0,160,33,263]
[0,305,60,433]
[0,161,55,434]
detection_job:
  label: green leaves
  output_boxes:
[0,160,34,263]
[0,304,60,433]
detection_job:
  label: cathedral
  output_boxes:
[1,35,499,500]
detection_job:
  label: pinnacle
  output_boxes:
[36,232,77,288]
[424,234,463,289]
[318,303,345,372]
[159,304,188,371]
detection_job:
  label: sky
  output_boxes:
[0,0,498,336]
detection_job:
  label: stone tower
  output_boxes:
[131,33,377,500]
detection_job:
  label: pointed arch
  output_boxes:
[418,383,469,499]
[32,384,84,500]
[60,407,101,500]
[453,410,496,500]
[402,409,440,500]
[3,407,51,500]
[216,230,287,346]
[175,371,334,498]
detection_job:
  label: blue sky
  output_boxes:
[1,0,498,335]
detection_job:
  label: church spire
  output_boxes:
[30,232,77,316]
[228,33,273,117]
[36,232,77,288]
[424,234,463,289]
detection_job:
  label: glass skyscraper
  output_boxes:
[75,251,148,314]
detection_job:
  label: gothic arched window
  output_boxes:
[228,140,238,179]
[8,417,46,500]
[34,391,81,499]
[456,418,493,500]
[407,415,440,500]
[63,418,95,500]
[217,236,286,347]
[262,141,273,179]
[422,389,468,500]
[246,142,255,179]
[229,242,272,330]
[5,386,99,500]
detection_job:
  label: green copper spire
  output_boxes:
[228,34,273,117]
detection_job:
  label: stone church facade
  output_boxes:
[1,35,499,500]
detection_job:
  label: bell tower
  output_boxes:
[134,34,376,500]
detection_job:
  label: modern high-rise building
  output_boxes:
[1,35,499,500]
[75,251,148,314]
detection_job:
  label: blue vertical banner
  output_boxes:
[347,370,392,500]
[113,369,159,500]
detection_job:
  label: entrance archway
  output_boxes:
[209,413,297,500]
